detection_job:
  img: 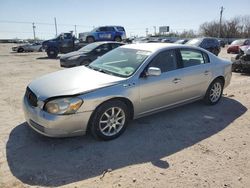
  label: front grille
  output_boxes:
[25,87,38,107]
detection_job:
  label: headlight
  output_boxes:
[44,97,83,115]
[68,55,81,60]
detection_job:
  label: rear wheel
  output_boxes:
[204,79,224,105]
[47,48,58,58]
[87,36,95,43]
[90,100,129,140]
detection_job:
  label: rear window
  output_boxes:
[116,27,125,32]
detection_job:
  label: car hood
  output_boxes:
[60,51,87,59]
[28,66,125,100]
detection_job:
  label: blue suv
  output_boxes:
[79,26,126,43]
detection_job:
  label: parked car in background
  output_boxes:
[227,39,250,54]
[231,45,250,72]
[12,42,43,53]
[186,37,221,56]
[218,39,226,47]
[79,26,126,43]
[42,32,84,58]
[174,39,189,44]
[60,41,124,67]
[23,43,231,140]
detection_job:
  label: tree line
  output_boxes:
[199,15,250,38]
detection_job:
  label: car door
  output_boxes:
[138,49,184,115]
[177,48,212,100]
[97,27,113,41]
[60,33,74,53]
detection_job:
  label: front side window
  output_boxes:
[107,27,115,32]
[149,50,177,73]
[180,49,207,67]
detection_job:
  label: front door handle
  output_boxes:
[172,78,181,84]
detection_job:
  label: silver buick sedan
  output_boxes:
[23,43,232,140]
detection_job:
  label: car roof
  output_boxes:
[120,43,183,53]
[92,41,124,45]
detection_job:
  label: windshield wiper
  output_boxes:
[87,65,113,75]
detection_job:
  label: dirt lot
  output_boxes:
[0,43,250,188]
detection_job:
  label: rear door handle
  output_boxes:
[172,78,181,84]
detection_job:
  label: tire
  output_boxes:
[47,48,58,58]
[90,100,129,140]
[87,36,95,43]
[214,49,220,56]
[17,48,24,53]
[38,47,43,52]
[114,36,122,42]
[204,79,224,105]
[80,59,91,66]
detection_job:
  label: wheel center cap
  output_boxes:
[110,118,115,124]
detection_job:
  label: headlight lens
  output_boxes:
[68,55,80,60]
[44,97,83,115]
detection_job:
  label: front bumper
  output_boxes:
[23,96,92,137]
[60,59,78,68]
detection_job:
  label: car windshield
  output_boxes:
[186,38,202,46]
[231,39,245,45]
[78,43,100,52]
[88,48,151,77]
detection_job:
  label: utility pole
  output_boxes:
[32,22,36,40]
[146,28,148,37]
[219,6,224,38]
[54,17,58,36]
[153,26,156,36]
[74,25,77,37]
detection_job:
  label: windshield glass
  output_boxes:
[89,47,151,77]
[78,43,99,52]
[231,39,245,45]
[186,38,202,46]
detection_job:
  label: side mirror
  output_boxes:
[147,67,161,76]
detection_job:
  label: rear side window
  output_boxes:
[149,50,177,73]
[180,49,209,67]
[116,27,125,32]
[107,27,115,32]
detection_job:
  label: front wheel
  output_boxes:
[87,36,95,43]
[47,48,58,58]
[204,79,224,105]
[90,100,129,140]
[17,48,24,53]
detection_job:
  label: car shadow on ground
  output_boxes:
[36,56,60,60]
[6,97,247,187]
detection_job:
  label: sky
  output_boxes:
[0,0,249,39]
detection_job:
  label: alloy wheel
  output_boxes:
[209,82,222,103]
[99,107,125,136]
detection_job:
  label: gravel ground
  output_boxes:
[0,43,250,188]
